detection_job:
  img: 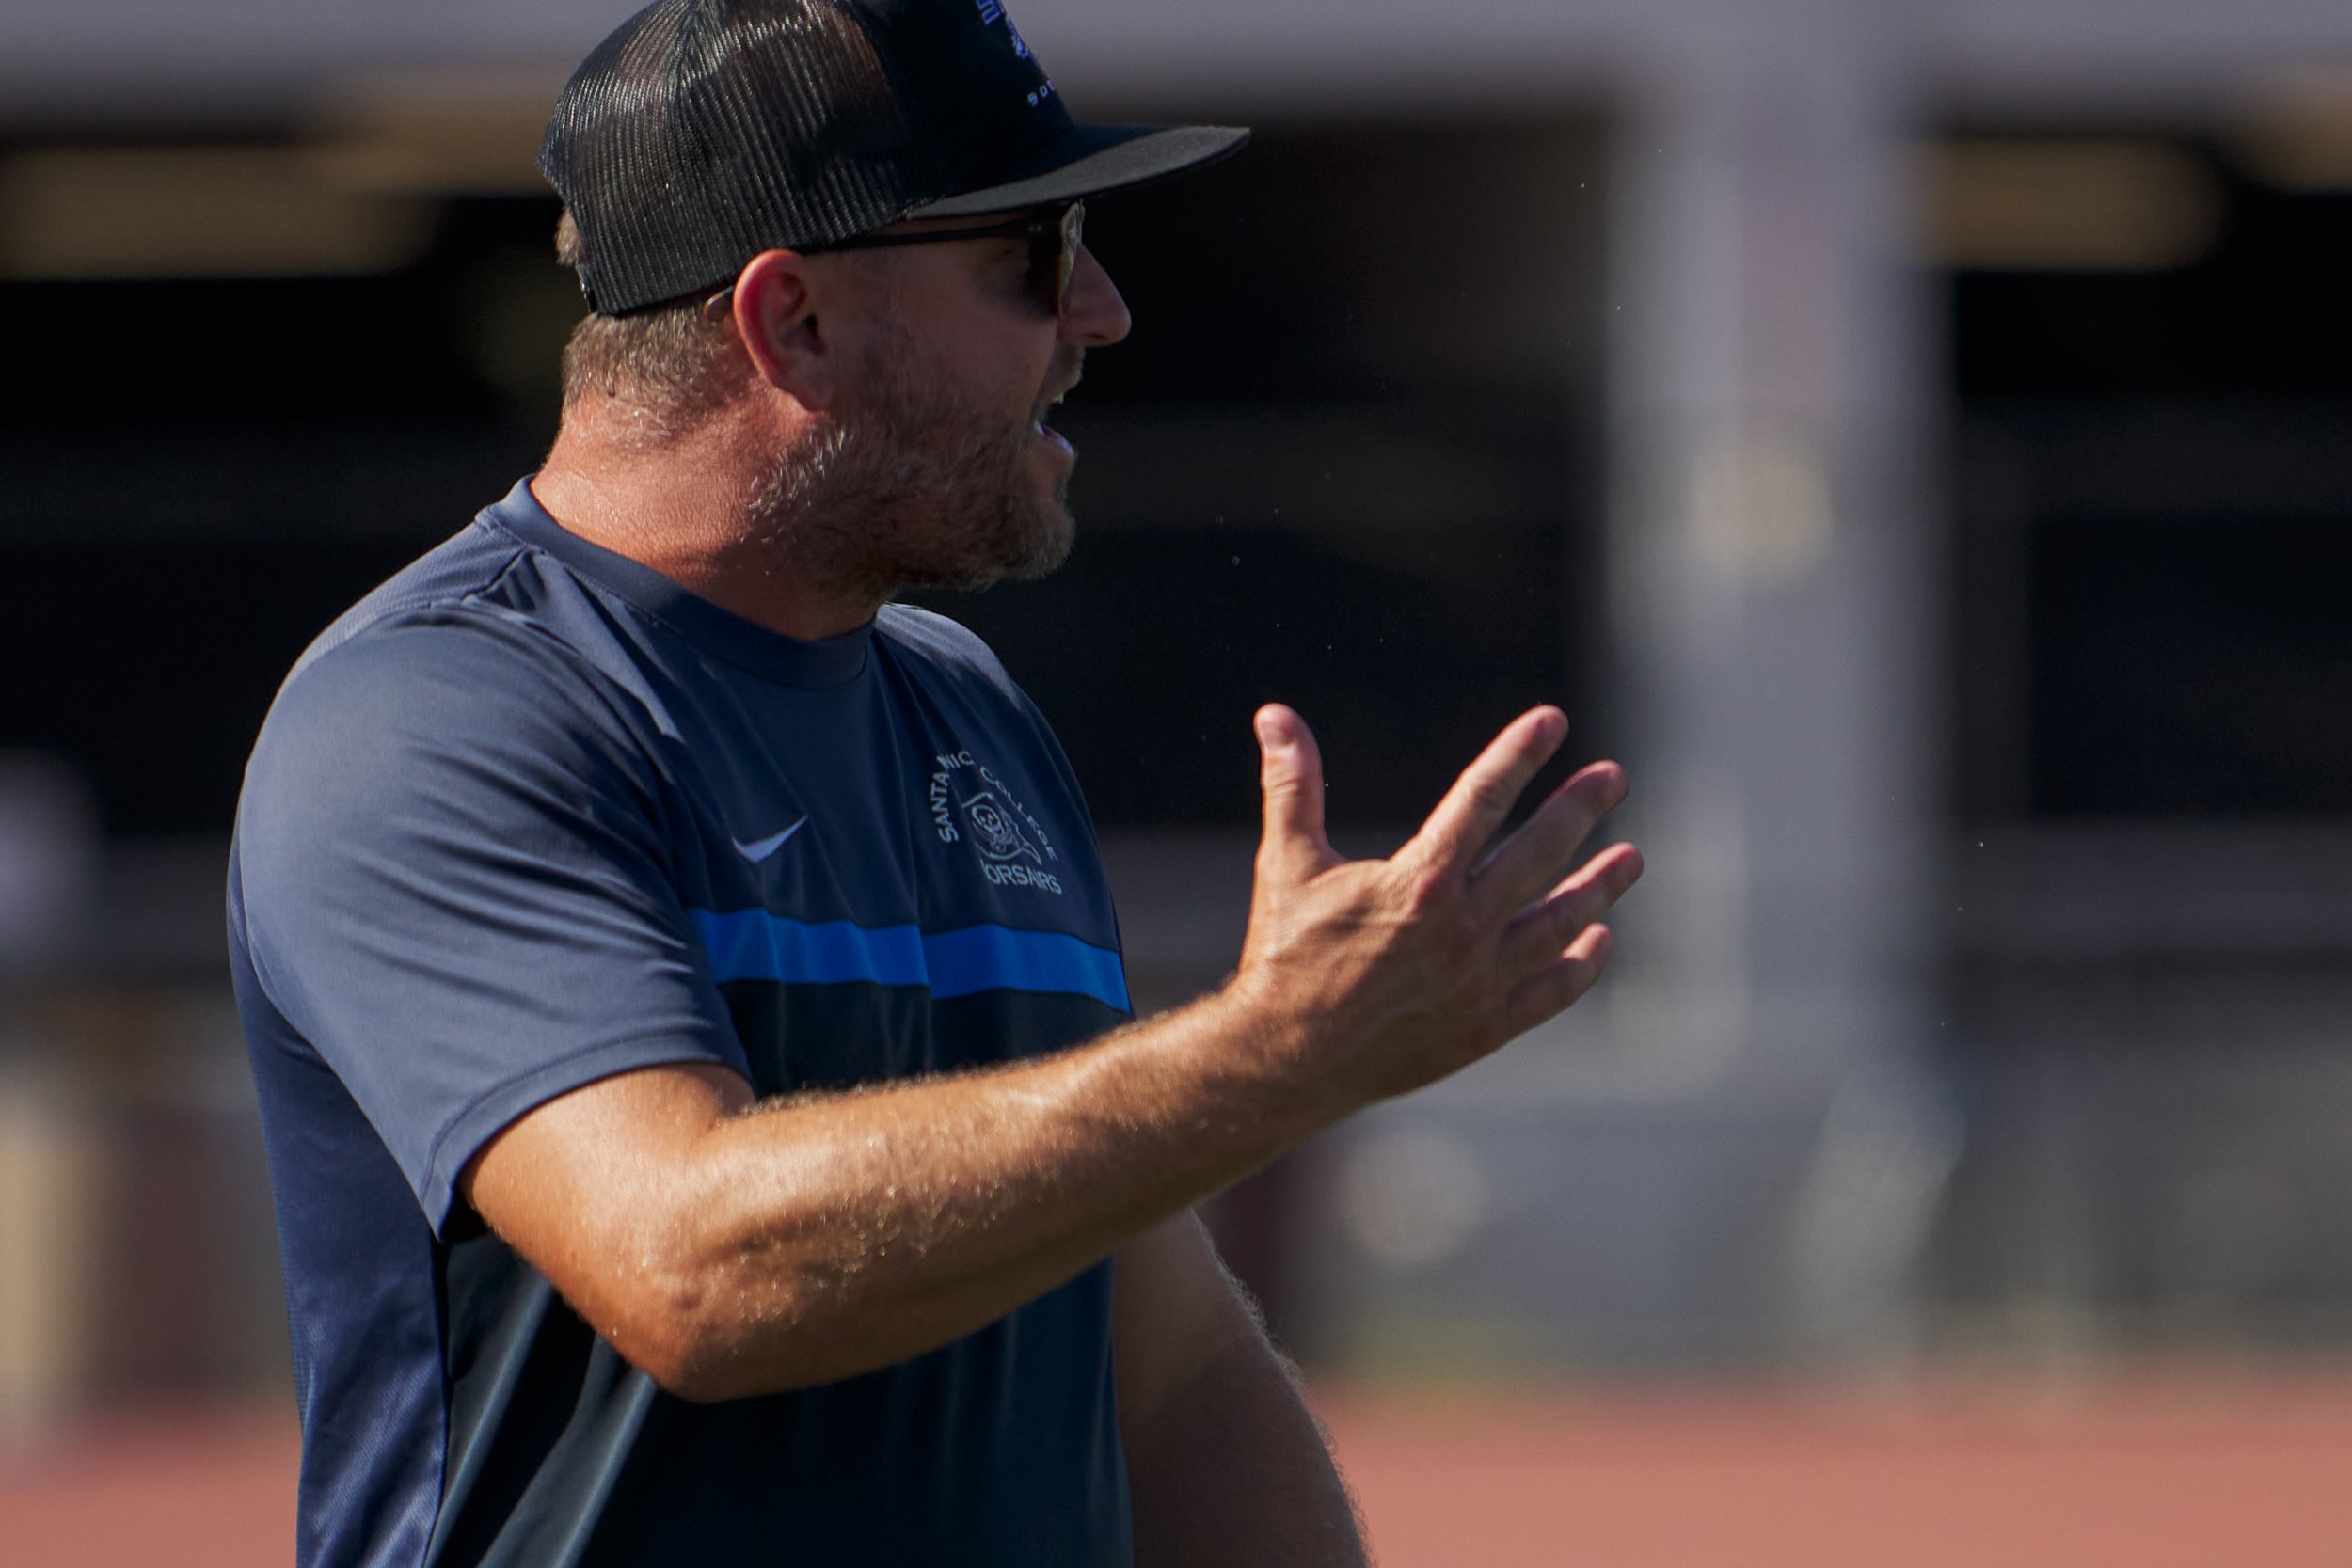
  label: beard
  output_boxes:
[746,330,1075,603]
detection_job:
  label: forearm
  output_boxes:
[653,988,1327,1398]
[475,705,1637,1404]
[1125,1334,1369,1568]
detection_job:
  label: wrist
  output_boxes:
[1197,970,1352,1137]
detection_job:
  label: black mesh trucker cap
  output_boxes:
[541,0,1249,314]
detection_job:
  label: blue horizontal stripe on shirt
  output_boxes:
[690,910,1131,1013]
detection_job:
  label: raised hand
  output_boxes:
[1228,703,1642,1117]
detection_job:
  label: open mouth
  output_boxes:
[1032,388,1074,451]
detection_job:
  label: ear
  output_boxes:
[731,249,834,412]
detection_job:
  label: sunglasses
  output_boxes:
[702,201,1086,322]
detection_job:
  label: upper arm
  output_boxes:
[1112,1212,1269,1438]
[236,615,743,1232]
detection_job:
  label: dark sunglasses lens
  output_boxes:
[1059,204,1083,307]
[1025,203,1083,314]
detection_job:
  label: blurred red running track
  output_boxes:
[1323,1373,2352,1568]
[0,1405,295,1568]
[8,1372,2352,1567]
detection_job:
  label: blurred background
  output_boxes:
[5,0,2352,1563]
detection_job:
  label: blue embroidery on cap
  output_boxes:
[975,0,1002,23]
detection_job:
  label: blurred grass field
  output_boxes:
[8,1368,2352,1567]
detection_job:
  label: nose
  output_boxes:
[1058,245,1131,348]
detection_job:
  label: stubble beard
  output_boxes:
[747,331,1075,604]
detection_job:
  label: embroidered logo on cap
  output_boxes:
[973,0,1045,79]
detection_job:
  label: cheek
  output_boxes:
[1005,343,1057,414]
[966,311,1058,405]
[917,344,1040,428]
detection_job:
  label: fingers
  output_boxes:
[1254,704,1336,885]
[1502,924,1613,1038]
[1470,760,1629,922]
[1407,706,1569,876]
[1498,843,1643,975]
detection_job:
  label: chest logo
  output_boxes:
[731,817,807,863]
[961,791,1041,864]
[930,750,1063,895]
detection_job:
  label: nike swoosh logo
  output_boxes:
[731,818,807,863]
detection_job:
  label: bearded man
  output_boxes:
[229,2,1643,1565]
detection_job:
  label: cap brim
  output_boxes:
[907,123,1249,218]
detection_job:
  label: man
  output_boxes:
[230,0,1644,1564]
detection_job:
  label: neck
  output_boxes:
[532,404,885,643]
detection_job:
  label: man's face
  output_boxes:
[754,212,1131,597]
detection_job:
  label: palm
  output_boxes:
[1232,704,1642,1111]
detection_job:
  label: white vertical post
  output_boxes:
[1605,7,1949,1356]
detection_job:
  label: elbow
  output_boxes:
[628,1324,740,1405]
[648,1359,748,1407]
[584,1240,750,1403]
[601,1255,825,1404]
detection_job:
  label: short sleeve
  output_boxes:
[234,610,743,1235]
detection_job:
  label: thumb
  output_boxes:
[1254,704,1333,883]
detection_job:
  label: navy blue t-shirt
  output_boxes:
[229,480,1136,1568]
